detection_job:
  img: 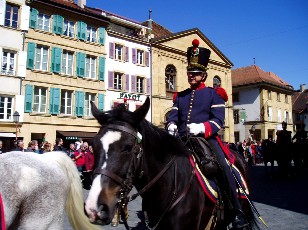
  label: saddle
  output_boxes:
[188,137,219,177]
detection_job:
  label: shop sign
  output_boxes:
[118,92,141,101]
[66,136,78,140]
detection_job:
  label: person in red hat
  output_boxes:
[166,39,248,229]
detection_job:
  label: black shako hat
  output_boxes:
[187,39,211,72]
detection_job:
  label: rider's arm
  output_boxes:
[165,92,179,128]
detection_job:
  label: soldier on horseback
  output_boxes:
[166,39,248,229]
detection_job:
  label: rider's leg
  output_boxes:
[207,139,248,229]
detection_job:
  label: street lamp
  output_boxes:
[13,111,20,141]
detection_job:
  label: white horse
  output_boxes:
[0,151,100,230]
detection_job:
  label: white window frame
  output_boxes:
[84,93,95,116]
[86,26,96,43]
[0,96,14,121]
[63,20,75,37]
[35,45,49,71]
[136,76,144,93]
[115,44,123,61]
[268,106,273,121]
[277,109,281,122]
[136,49,144,65]
[114,72,122,90]
[85,56,96,79]
[33,87,47,113]
[61,51,74,75]
[37,13,50,32]
[60,90,72,115]
[1,50,16,76]
[4,3,18,29]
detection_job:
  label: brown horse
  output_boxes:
[85,97,258,229]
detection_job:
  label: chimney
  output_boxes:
[300,84,306,92]
[77,0,86,8]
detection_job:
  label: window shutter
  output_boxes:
[98,94,104,111]
[131,75,136,93]
[108,71,114,89]
[145,52,150,67]
[26,42,36,69]
[20,5,30,31]
[17,51,27,78]
[53,15,63,35]
[24,84,33,113]
[125,74,130,91]
[50,88,60,115]
[98,57,105,81]
[125,47,129,62]
[146,78,151,95]
[29,8,38,29]
[132,48,136,64]
[77,21,87,40]
[78,91,85,116]
[98,27,105,45]
[51,47,62,73]
[76,52,85,77]
[0,0,5,26]
[109,42,114,59]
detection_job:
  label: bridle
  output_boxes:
[93,122,196,230]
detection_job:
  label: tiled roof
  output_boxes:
[292,89,308,113]
[231,65,292,89]
[142,21,173,38]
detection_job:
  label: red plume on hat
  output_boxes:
[192,39,199,52]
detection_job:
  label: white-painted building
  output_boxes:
[0,0,29,144]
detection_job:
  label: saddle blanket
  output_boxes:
[189,156,249,203]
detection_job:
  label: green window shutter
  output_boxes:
[75,91,84,116]
[98,27,105,45]
[51,88,60,115]
[53,15,64,35]
[76,52,85,77]
[24,84,33,113]
[50,88,54,114]
[77,21,86,40]
[98,57,105,81]
[98,94,104,111]
[29,8,38,29]
[27,42,36,69]
[51,47,62,73]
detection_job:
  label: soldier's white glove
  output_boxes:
[168,123,178,135]
[187,123,205,135]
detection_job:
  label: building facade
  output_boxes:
[232,65,294,142]
[0,0,29,149]
[292,84,308,132]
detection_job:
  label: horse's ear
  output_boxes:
[133,97,150,123]
[91,101,109,125]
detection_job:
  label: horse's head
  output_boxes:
[85,97,150,225]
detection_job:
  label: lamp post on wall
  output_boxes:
[13,111,20,141]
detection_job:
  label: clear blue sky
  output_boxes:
[88,0,308,90]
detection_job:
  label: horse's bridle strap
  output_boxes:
[108,124,137,139]
[94,168,125,186]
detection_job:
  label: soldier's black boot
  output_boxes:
[231,209,249,229]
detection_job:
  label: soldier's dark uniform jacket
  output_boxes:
[168,82,225,139]
[276,130,292,145]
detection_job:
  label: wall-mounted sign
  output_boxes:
[66,136,78,140]
[118,92,141,101]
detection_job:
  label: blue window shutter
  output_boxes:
[29,8,38,29]
[77,22,82,39]
[146,52,150,67]
[125,74,129,91]
[51,47,62,73]
[98,57,105,81]
[109,42,114,59]
[108,71,114,89]
[76,52,85,77]
[27,42,36,69]
[50,88,54,114]
[131,75,136,93]
[75,91,79,116]
[125,47,129,62]
[132,48,136,64]
[77,21,87,40]
[24,84,33,113]
[53,15,63,35]
[50,88,60,115]
[78,91,85,116]
[98,94,104,111]
[146,78,151,94]
[99,27,105,45]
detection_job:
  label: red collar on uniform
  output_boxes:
[191,82,206,90]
